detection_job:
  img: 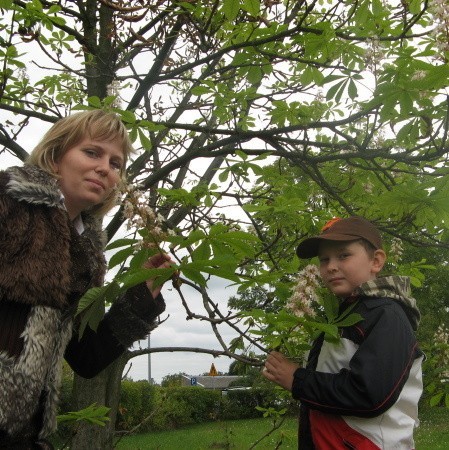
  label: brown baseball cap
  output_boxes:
[296,216,383,259]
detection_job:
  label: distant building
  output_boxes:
[181,375,243,390]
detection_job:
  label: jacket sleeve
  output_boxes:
[64,283,166,378]
[291,301,420,418]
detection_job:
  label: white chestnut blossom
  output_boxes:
[287,264,321,318]
[389,237,404,265]
[106,79,122,108]
[430,0,449,55]
[121,184,172,249]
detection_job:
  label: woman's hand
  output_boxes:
[144,253,174,298]
[262,351,299,392]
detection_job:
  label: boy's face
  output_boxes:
[318,240,385,298]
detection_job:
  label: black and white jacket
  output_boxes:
[0,165,165,444]
[292,276,423,449]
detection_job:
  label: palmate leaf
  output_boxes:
[57,403,110,426]
[321,292,339,322]
[105,238,138,251]
[334,312,363,328]
[222,0,240,21]
[120,266,176,290]
[306,321,339,339]
[76,283,118,338]
[108,246,135,270]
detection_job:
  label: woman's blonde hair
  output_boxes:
[26,109,134,216]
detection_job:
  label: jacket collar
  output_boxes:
[5,164,106,249]
[6,164,64,208]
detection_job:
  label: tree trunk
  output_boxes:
[70,352,129,450]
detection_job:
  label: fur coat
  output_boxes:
[0,165,165,444]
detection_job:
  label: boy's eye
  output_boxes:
[338,253,350,260]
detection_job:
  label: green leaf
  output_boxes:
[76,286,104,316]
[191,241,212,261]
[57,403,110,426]
[430,392,444,407]
[229,336,245,352]
[308,321,339,338]
[223,0,240,21]
[348,79,357,100]
[138,128,152,151]
[191,85,212,96]
[322,294,339,322]
[334,313,363,328]
[87,96,102,107]
[242,0,260,17]
[106,238,138,251]
[108,246,134,269]
[121,267,175,289]
[0,0,13,9]
[181,266,207,286]
[119,109,136,124]
[408,0,421,14]
[76,283,112,338]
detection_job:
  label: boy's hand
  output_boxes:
[144,253,174,298]
[262,351,299,392]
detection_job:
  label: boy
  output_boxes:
[263,216,423,449]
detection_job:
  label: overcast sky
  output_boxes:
[127,279,240,384]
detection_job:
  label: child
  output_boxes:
[263,216,423,449]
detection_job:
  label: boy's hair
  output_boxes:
[296,216,383,259]
[354,238,377,259]
[26,110,134,216]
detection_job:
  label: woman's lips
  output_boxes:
[86,178,105,190]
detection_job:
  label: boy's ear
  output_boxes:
[372,249,386,274]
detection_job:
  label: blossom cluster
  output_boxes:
[286,264,321,318]
[121,185,174,249]
[433,324,449,377]
[364,36,385,71]
[107,80,123,108]
[430,0,449,55]
[389,237,404,265]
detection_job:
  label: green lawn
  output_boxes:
[115,406,449,449]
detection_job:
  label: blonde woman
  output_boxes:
[0,110,172,449]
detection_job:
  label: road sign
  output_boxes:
[209,363,218,376]
[190,377,197,386]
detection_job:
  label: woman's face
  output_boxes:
[54,137,124,219]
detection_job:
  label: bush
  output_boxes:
[116,380,157,432]
[59,377,297,436]
[220,387,297,420]
[149,387,221,430]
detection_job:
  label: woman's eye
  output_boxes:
[110,160,122,171]
[84,149,98,158]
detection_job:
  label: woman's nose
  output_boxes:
[95,158,109,175]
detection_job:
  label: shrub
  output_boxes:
[116,380,157,432]
[149,387,221,430]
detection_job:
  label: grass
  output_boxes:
[114,405,449,449]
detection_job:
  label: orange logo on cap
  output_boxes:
[321,217,341,232]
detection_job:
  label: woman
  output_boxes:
[0,110,172,449]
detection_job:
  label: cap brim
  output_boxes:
[296,234,361,259]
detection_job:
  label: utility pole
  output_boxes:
[147,333,152,384]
